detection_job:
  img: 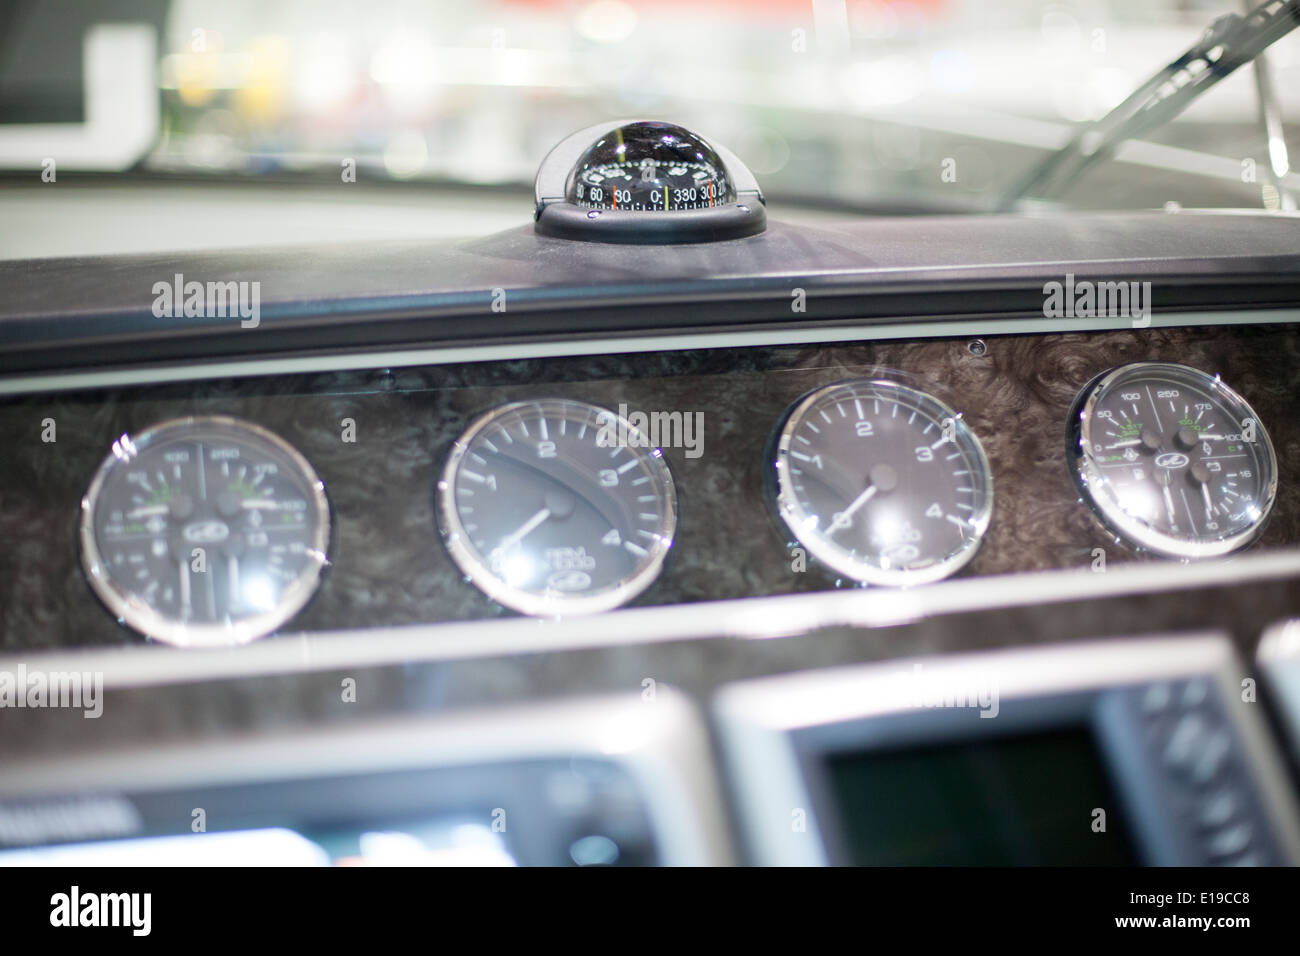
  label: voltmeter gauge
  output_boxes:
[437,399,676,616]
[1069,362,1277,559]
[768,380,994,586]
[534,119,766,243]
[79,417,330,647]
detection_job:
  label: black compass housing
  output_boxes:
[534,120,766,244]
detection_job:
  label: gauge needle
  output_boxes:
[1151,465,1178,526]
[490,507,552,558]
[228,555,240,606]
[827,484,877,536]
[127,505,169,518]
[178,558,192,619]
[1189,461,1215,522]
[1162,484,1177,526]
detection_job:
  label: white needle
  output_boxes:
[1162,484,1177,526]
[1201,482,1214,522]
[228,555,240,606]
[490,508,552,558]
[178,558,191,619]
[827,484,878,536]
[1105,439,1142,449]
[127,505,169,518]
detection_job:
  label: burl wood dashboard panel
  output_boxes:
[1,323,1297,651]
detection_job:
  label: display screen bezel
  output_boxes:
[789,690,1150,866]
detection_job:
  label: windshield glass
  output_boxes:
[2,0,1298,210]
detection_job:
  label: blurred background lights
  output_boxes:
[929,48,972,95]
[370,36,437,89]
[841,54,925,109]
[849,0,901,41]
[49,0,1289,209]
[383,129,430,178]
[575,1,638,44]
[737,127,792,176]
[1040,9,1082,49]
[294,33,357,114]
[234,35,290,125]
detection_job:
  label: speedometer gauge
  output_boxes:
[1069,362,1277,558]
[437,399,676,616]
[769,380,993,586]
[80,417,330,647]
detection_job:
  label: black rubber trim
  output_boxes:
[0,269,1298,378]
[535,199,767,243]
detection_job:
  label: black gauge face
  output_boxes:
[567,121,736,212]
[79,417,330,647]
[1070,362,1277,558]
[771,380,993,586]
[437,399,676,616]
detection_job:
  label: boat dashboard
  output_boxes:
[3,172,1300,871]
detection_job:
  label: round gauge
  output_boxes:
[79,417,330,647]
[533,119,766,243]
[437,399,676,616]
[1069,362,1278,558]
[770,380,993,586]
[568,121,736,211]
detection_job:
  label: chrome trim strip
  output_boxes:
[0,692,735,866]
[1258,618,1300,663]
[1257,619,1300,761]
[1,308,1296,398]
[717,634,1232,730]
[4,547,1300,691]
[714,634,1300,865]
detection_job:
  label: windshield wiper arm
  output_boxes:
[1000,0,1300,210]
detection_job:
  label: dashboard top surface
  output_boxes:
[2,206,1300,377]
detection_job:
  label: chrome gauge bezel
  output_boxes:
[436,399,677,617]
[1069,362,1278,560]
[79,416,331,648]
[770,378,994,587]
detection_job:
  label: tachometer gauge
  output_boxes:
[1069,362,1277,558]
[533,119,766,243]
[80,417,330,647]
[769,380,993,586]
[437,399,676,616]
